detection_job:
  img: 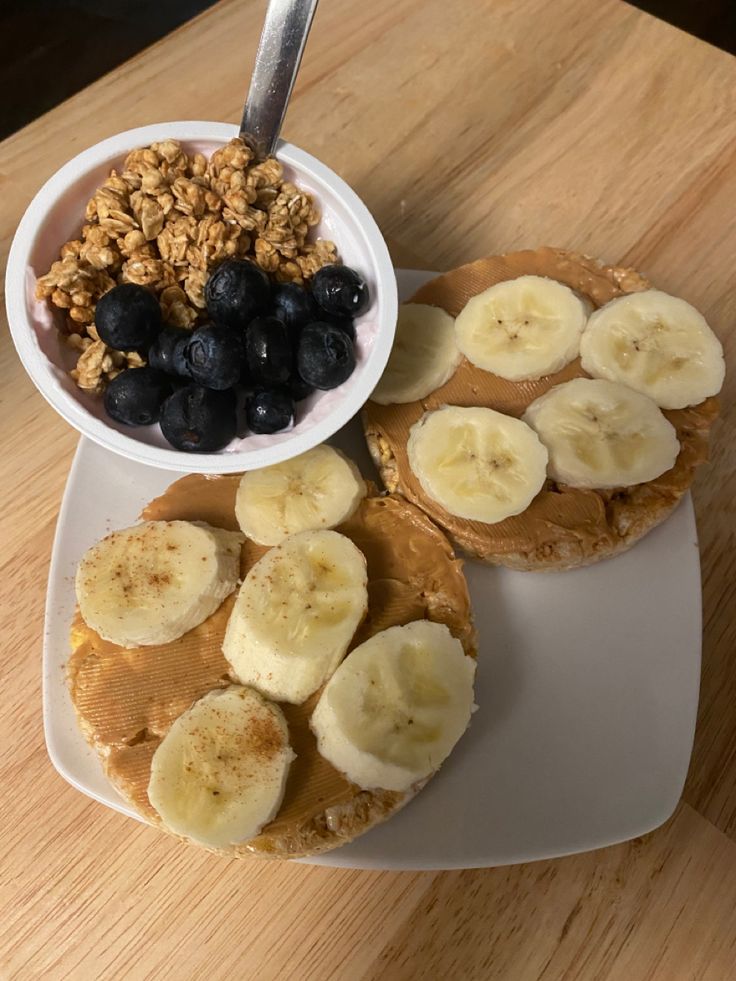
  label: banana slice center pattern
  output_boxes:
[559,407,648,473]
[610,319,693,384]
[483,301,559,345]
[438,426,526,504]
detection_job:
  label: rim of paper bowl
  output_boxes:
[6,121,397,473]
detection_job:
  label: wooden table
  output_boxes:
[1,0,735,977]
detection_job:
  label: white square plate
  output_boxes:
[43,270,702,870]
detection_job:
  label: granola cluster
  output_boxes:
[35,138,337,392]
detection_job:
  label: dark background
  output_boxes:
[1,0,734,141]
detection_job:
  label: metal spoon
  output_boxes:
[240,0,320,160]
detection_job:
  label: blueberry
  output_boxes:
[184,325,243,390]
[246,388,294,434]
[205,259,270,328]
[312,265,368,318]
[103,367,172,427]
[323,314,356,341]
[271,282,319,333]
[297,322,356,390]
[160,385,236,452]
[148,325,192,377]
[233,384,251,438]
[95,283,162,351]
[238,358,255,390]
[289,371,315,402]
[244,316,292,386]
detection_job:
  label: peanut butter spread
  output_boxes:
[68,476,476,859]
[362,248,718,570]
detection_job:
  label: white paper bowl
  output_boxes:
[6,121,397,473]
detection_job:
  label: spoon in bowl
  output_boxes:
[240,0,320,160]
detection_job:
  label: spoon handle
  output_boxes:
[240,0,320,159]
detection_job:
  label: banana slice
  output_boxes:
[580,289,725,409]
[75,520,243,647]
[311,620,475,792]
[371,303,461,404]
[148,686,294,849]
[523,377,680,489]
[407,405,548,523]
[454,275,589,380]
[222,529,368,704]
[235,445,366,546]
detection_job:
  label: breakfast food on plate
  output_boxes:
[406,406,549,523]
[362,248,724,571]
[35,138,370,451]
[311,620,476,792]
[75,520,242,647]
[223,530,369,704]
[454,274,589,380]
[67,446,477,858]
[234,444,366,545]
[522,378,679,489]
[579,290,726,409]
[371,303,461,405]
[148,687,295,849]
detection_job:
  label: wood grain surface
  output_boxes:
[1,0,735,977]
